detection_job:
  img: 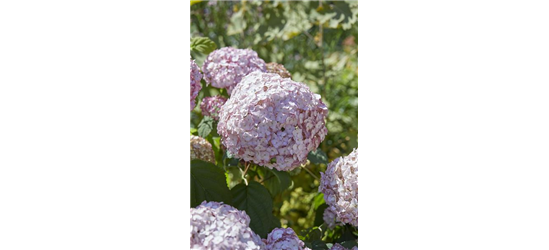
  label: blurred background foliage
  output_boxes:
[191,0,357,243]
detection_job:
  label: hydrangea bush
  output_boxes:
[191,1,358,249]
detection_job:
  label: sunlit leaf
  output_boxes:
[191,37,217,54]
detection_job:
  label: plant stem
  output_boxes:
[303,165,319,180]
[242,162,251,177]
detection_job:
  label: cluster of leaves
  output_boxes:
[190,1,358,249]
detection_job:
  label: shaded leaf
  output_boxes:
[325,1,358,30]
[305,239,329,250]
[308,148,328,164]
[339,240,358,249]
[314,203,328,227]
[258,167,292,197]
[231,181,279,238]
[190,160,231,207]
[197,116,214,138]
[223,151,240,167]
[336,225,358,243]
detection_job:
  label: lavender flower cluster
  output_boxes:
[263,227,310,250]
[217,71,328,171]
[319,148,358,227]
[190,59,202,110]
[190,135,215,163]
[190,201,265,250]
[200,95,227,120]
[201,47,266,95]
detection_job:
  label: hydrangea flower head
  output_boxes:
[217,71,328,171]
[264,227,310,250]
[201,47,266,95]
[190,59,202,110]
[190,135,215,163]
[323,206,343,229]
[190,201,265,250]
[319,148,358,227]
[266,62,292,79]
[200,95,228,120]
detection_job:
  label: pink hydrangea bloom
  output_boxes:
[190,201,265,250]
[200,95,228,120]
[190,59,202,110]
[264,227,310,250]
[201,47,266,95]
[319,148,358,227]
[217,71,328,171]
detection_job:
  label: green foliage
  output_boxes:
[231,181,280,238]
[301,227,329,250]
[191,37,217,54]
[190,160,231,207]
[308,148,329,165]
[257,167,292,197]
[197,116,214,138]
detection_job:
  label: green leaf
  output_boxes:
[339,240,358,249]
[312,192,326,210]
[197,116,214,138]
[301,226,323,242]
[190,127,197,135]
[223,151,240,167]
[191,37,217,54]
[230,181,279,238]
[336,225,358,243]
[305,239,329,250]
[325,1,358,30]
[308,148,328,164]
[190,160,231,207]
[314,203,328,227]
[258,167,292,197]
